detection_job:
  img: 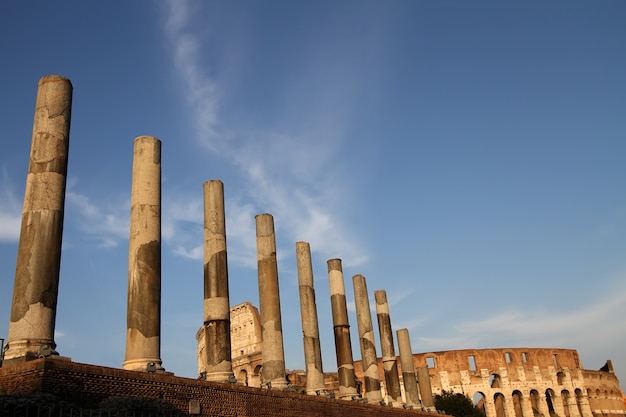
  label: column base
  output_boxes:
[122,357,165,373]
[204,371,235,384]
[2,339,58,362]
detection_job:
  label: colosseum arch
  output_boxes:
[474,391,487,415]
[561,389,571,417]
[512,390,524,417]
[494,392,506,417]
[530,389,544,417]
[237,368,248,386]
[545,388,558,417]
[491,373,502,389]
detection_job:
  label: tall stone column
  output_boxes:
[397,328,419,406]
[5,75,72,362]
[296,241,325,395]
[256,214,287,390]
[123,136,163,372]
[327,259,358,400]
[417,366,435,408]
[352,274,382,402]
[202,180,233,382]
[374,290,402,404]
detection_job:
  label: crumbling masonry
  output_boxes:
[3,75,625,417]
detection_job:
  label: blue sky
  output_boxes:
[1,1,625,385]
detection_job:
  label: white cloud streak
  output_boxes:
[416,278,626,357]
[161,1,368,268]
[66,191,129,249]
[0,167,22,242]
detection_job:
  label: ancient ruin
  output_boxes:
[2,75,625,417]
[123,135,164,372]
[4,75,72,363]
[202,180,233,383]
[296,241,325,395]
[255,213,288,390]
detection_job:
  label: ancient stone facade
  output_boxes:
[198,302,263,387]
[353,347,625,417]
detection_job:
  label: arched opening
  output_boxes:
[575,389,584,417]
[545,389,556,417]
[490,373,502,389]
[249,364,262,388]
[474,392,487,416]
[494,393,506,417]
[561,390,570,417]
[512,390,524,417]
[238,369,248,386]
[530,390,542,417]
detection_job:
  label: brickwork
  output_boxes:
[1,358,431,417]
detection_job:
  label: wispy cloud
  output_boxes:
[66,190,129,249]
[161,1,368,268]
[0,167,22,242]
[416,277,626,356]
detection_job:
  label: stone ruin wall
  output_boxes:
[198,304,625,417]
[353,347,625,417]
[197,302,263,387]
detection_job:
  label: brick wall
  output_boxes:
[1,358,432,417]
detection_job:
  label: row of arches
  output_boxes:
[473,388,592,417]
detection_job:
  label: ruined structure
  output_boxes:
[353,348,625,417]
[255,214,289,390]
[328,259,359,400]
[353,274,383,402]
[123,136,164,372]
[375,289,403,404]
[296,241,325,395]
[5,75,72,363]
[201,180,233,382]
[397,328,419,407]
[3,75,625,417]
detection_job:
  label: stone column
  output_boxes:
[374,290,402,404]
[397,328,419,406]
[296,241,325,395]
[123,136,163,372]
[202,180,233,382]
[417,366,434,408]
[5,75,72,362]
[352,274,382,402]
[256,214,287,390]
[327,259,358,400]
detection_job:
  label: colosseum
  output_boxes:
[198,302,625,417]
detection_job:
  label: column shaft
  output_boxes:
[374,290,403,403]
[6,75,73,361]
[397,328,419,406]
[417,366,435,408]
[256,214,287,389]
[352,274,382,401]
[327,259,357,400]
[123,136,163,372]
[202,180,232,382]
[296,241,325,395]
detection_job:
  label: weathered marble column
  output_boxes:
[296,241,325,395]
[5,75,72,362]
[374,290,402,404]
[397,328,419,406]
[352,274,382,402]
[256,214,287,390]
[327,259,358,400]
[202,180,233,382]
[417,366,435,408]
[123,136,163,372]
